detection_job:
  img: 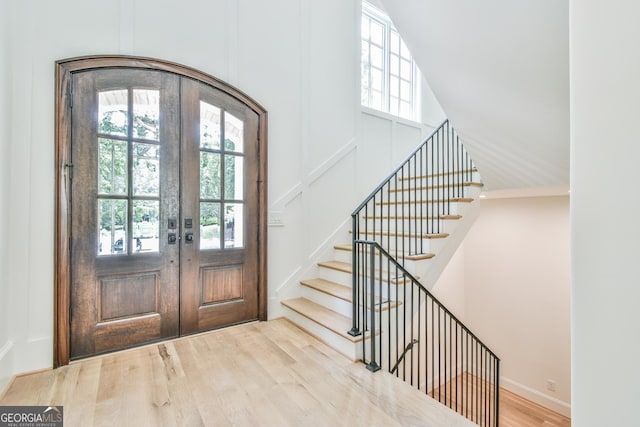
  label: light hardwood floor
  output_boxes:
[0,319,569,426]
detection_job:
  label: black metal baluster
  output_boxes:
[417,290,422,391]
[455,322,458,412]
[366,245,379,372]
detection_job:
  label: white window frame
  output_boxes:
[360,1,420,121]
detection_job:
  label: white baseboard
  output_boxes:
[501,376,571,417]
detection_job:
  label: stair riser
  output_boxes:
[385,186,478,200]
[281,306,361,361]
[361,217,446,230]
[370,203,466,216]
[360,219,459,235]
[395,172,481,187]
[316,268,410,302]
[301,285,352,318]
[318,267,353,287]
[331,249,426,274]
[353,237,448,254]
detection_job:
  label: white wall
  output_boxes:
[571,1,640,425]
[430,243,466,320]
[432,196,571,415]
[0,0,13,392]
[0,0,444,382]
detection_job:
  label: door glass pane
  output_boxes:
[200,202,221,250]
[98,90,128,136]
[98,199,128,255]
[200,101,221,149]
[224,112,244,153]
[133,143,160,196]
[133,200,159,253]
[200,152,221,199]
[224,203,243,248]
[224,154,244,200]
[98,138,128,195]
[133,89,160,140]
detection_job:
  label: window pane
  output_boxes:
[224,203,243,249]
[390,96,399,116]
[133,143,159,196]
[400,101,412,119]
[371,68,383,91]
[370,45,384,69]
[98,199,128,255]
[390,76,399,97]
[372,90,383,110]
[401,80,412,100]
[390,31,400,55]
[224,154,244,200]
[361,16,370,40]
[200,101,221,149]
[133,89,159,140]
[200,151,221,199]
[99,90,128,136]
[98,138,128,195]
[224,112,244,153]
[361,84,370,105]
[200,202,221,249]
[390,54,400,77]
[361,40,370,63]
[370,20,384,46]
[401,59,412,80]
[133,200,159,253]
[361,63,370,88]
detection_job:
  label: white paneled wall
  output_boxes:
[0,0,444,381]
[0,0,12,392]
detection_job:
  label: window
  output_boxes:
[361,1,419,121]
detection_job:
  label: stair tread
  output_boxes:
[318,260,352,274]
[318,260,419,284]
[350,230,449,239]
[389,181,483,192]
[376,197,474,205]
[363,214,462,220]
[281,297,362,342]
[300,278,352,302]
[399,168,478,181]
[300,277,401,311]
[333,244,435,261]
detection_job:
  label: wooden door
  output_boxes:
[63,57,267,362]
[70,69,181,358]
[179,78,260,333]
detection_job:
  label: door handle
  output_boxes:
[185,232,194,243]
[168,233,177,244]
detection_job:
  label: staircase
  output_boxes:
[281,120,500,426]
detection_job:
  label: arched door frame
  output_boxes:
[55,56,268,367]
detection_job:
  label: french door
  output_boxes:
[56,57,267,363]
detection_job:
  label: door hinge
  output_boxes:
[64,163,74,180]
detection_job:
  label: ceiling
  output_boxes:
[379,0,569,195]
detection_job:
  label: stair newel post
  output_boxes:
[366,243,381,372]
[348,215,362,337]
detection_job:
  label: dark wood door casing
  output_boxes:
[55,56,268,367]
